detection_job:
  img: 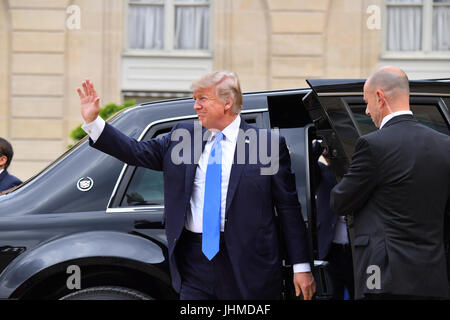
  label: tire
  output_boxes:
[59,286,153,300]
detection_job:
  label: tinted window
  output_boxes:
[348,105,377,135]
[119,130,168,207]
[412,104,450,135]
[120,167,164,206]
[349,104,449,136]
[323,100,360,160]
[279,127,308,221]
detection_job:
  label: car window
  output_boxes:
[120,166,165,206]
[279,127,308,221]
[349,103,450,136]
[411,104,450,135]
[119,131,168,207]
[347,105,377,135]
[322,102,360,160]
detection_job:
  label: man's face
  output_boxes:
[193,87,227,130]
[364,82,383,128]
[0,154,6,170]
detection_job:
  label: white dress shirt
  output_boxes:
[82,116,106,141]
[82,116,310,273]
[186,115,240,233]
[0,169,4,175]
[380,110,413,129]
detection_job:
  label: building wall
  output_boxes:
[0,0,123,181]
[0,0,9,141]
[214,0,382,92]
[0,0,384,180]
[213,0,271,92]
[7,0,70,179]
[268,0,330,89]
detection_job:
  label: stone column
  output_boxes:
[4,0,124,180]
[213,0,270,92]
[8,0,69,179]
[66,0,123,149]
[267,0,330,89]
[0,0,10,139]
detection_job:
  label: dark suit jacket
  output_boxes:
[312,143,340,260]
[0,170,22,192]
[331,115,450,299]
[90,119,310,299]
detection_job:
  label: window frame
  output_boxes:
[124,0,214,58]
[382,0,450,59]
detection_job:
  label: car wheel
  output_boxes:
[59,286,153,300]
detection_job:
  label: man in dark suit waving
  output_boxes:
[0,138,22,193]
[77,71,315,300]
[331,66,450,299]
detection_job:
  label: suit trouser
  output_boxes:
[327,242,355,300]
[175,228,242,300]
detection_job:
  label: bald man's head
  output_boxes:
[366,66,410,102]
[363,66,411,128]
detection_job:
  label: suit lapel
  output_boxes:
[225,120,251,215]
[184,125,208,202]
[182,120,254,215]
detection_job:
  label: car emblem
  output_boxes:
[77,177,94,192]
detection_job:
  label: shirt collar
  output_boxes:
[207,115,241,143]
[380,110,413,129]
[0,169,4,175]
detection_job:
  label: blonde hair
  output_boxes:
[191,71,243,113]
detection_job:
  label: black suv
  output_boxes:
[0,79,449,300]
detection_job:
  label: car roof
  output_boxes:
[138,87,312,108]
[307,78,450,96]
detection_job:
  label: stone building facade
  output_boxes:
[1,0,448,180]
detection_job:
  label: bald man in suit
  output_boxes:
[331,66,450,300]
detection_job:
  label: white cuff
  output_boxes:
[293,263,311,273]
[81,116,105,143]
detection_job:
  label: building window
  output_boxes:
[385,0,450,53]
[122,91,190,104]
[127,0,211,52]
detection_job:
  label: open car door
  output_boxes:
[303,78,450,296]
[303,79,450,175]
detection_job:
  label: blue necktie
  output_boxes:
[202,132,224,260]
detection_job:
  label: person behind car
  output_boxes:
[77,71,316,300]
[312,141,354,300]
[330,66,450,300]
[0,138,22,192]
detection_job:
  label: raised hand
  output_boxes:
[77,79,100,123]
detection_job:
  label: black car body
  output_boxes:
[0,79,449,300]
